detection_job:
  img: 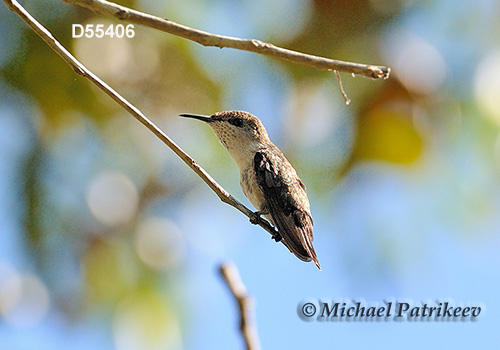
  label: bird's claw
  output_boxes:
[271,231,282,242]
[249,211,281,242]
[249,211,261,225]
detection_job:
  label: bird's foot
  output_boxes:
[271,231,282,242]
[249,210,281,241]
[249,211,262,225]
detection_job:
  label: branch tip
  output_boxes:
[219,262,260,350]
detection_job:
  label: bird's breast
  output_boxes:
[240,164,266,212]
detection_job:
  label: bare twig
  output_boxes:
[2,0,279,239]
[334,70,351,105]
[219,262,260,350]
[63,0,390,80]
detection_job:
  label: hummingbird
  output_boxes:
[180,110,320,270]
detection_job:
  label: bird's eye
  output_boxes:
[229,117,244,127]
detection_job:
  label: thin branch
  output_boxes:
[3,0,279,238]
[219,262,260,350]
[63,0,390,80]
[334,70,351,105]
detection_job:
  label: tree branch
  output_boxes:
[219,262,260,350]
[63,0,390,80]
[3,0,279,239]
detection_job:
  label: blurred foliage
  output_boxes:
[354,107,423,164]
[1,4,102,128]
[346,81,423,170]
[3,0,499,348]
[283,0,390,80]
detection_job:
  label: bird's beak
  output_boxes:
[179,113,213,123]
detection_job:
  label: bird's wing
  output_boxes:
[254,150,320,269]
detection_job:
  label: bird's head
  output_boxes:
[180,111,270,165]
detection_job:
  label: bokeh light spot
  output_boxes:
[0,264,50,328]
[86,171,139,226]
[475,51,500,125]
[73,19,131,79]
[384,32,447,94]
[135,217,186,270]
[0,262,22,317]
[73,18,160,84]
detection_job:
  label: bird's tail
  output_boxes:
[279,225,321,270]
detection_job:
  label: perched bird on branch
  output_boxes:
[180,111,320,270]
